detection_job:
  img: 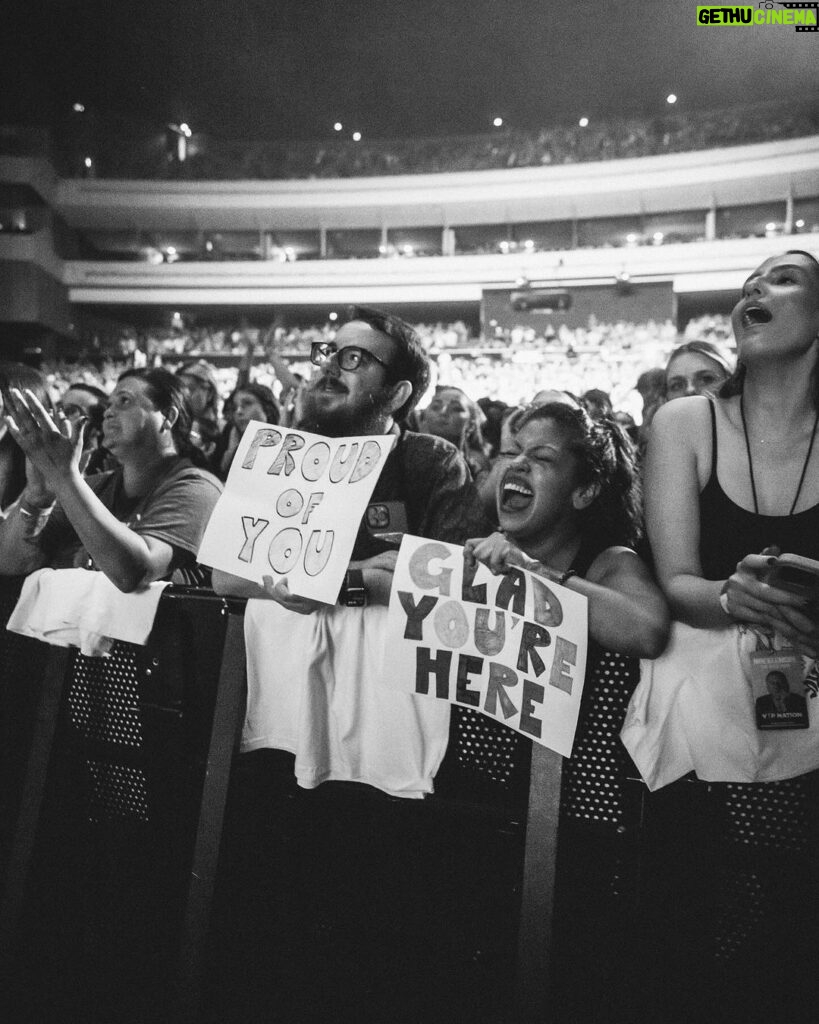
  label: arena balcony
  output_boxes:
[40,100,819,182]
[0,103,817,350]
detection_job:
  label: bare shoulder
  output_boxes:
[647,396,717,480]
[650,395,713,442]
[586,545,650,586]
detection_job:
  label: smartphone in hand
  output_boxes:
[767,554,819,602]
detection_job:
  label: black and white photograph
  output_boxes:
[0,2,817,1022]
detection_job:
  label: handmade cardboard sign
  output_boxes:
[383,536,589,757]
[198,422,396,603]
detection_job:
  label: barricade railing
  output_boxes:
[0,584,642,1022]
[0,586,247,1023]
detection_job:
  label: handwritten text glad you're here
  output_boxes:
[384,538,589,757]
[197,423,395,602]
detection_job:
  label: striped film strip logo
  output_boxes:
[780,1,819,29]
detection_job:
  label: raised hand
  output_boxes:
[4,388,86,493]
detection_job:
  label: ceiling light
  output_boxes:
[493,117,503,127]
[578,117,589,127]
[666,94,677,104]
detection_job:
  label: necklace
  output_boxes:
[740,395,819,515]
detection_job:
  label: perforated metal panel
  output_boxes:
[67,641,149,822]
[724,777,811,851]
[68,643,143,749]
[561,651,640,826]
[452,707,523,785]
[713,868,766,961]
[86,759,150,823]
[709,775,815,961]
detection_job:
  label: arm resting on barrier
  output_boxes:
[212,550,398,610]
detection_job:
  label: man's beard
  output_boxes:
[296,382,394,437]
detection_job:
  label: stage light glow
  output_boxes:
[83,156,92,168]
[73,102,85,113]
[795,219,805,229]
[352,131,361,141]
[493,116,503,127]
[666,94,677,104]
[334,122,343,131]
[578,116,589,127]
[329,311,338,321]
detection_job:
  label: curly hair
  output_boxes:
[513,401,643,549]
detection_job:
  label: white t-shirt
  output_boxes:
[242,600,451,799]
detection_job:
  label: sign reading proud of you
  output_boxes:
[198,422,395,603]
[384,536,589,756]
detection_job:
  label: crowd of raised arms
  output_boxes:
[1,250,818,1021]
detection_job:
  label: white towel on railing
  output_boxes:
[242,599,451,799]
[620,621,819,790]
[6,567,169,657]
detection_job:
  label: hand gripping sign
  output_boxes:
[198,422,395,603]
[383,536,588,757]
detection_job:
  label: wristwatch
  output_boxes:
[340,568,367,607]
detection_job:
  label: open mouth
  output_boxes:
[500,477,534,512]
[741,304,772,328]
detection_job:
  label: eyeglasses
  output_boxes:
[310,342,389,372]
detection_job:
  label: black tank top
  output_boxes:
[698,401,819,579]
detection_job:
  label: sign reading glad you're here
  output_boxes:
[198,422,395,603]
[383,536,589,757]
